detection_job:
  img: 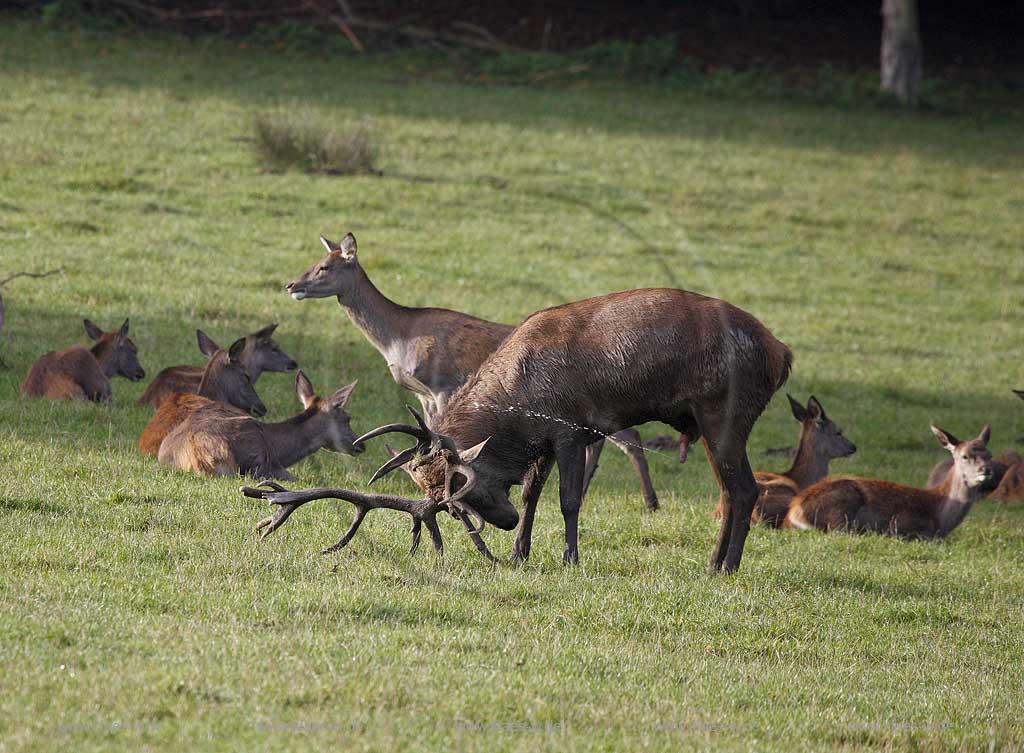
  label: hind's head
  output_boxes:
[86,318,145,381]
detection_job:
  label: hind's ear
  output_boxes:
[786,394,808,422]
[806,396,825,421]
[118,319,130,339]
[254,323,278,340]
[227,338,246,364]
[339,232,357,258]
[978,424,991,445]
[1014,389,1024,401]
[930,425,960,452]
[328,380,357,409]
[319,235,340,253]
[295,371,316,409]
[83,319,104,341]
[196,329,220,358]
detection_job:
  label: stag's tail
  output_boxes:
[771,342,793,393]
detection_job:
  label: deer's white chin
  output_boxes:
[290,292,307,300]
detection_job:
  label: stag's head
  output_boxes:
[358,407,520,531]
[286,233,363,302]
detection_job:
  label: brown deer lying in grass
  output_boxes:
[925,391,1024,503]
[21,319,144,402]
[283,232,660,512]
[786,424,993,538]
[244,287,792,573]
[160,371,362,478]
[139,337,267,456]
[139,324,296,409]
[713,394,856,527]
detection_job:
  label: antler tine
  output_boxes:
[406,405,432,434]
[354,422,429,446]
[367,445,418,486]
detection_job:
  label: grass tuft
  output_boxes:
[252,110,380,175]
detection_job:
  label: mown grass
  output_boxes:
[1,18,1023,753]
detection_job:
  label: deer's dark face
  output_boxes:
[297,376,364,456]
[205,339,267,417]
[286,234,361,302]
[935,424,994,489]
[87,319,145,381]
[808,414,856,460]
[242,324,298,378]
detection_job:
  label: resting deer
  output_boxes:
[283,232,659,512]
[21,319,144,402]
[786,424,993,538]
[138,337,267,456]
[926,391,1024,503]
[159,371,362,478]
[243,287,792,573]
[713,394,856,527]
[139,324,296,409]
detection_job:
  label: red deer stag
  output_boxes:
[786,424,994,538]
[283,233,659,512]
[243,287,792,573]
[21,319,144,402]
[139,337,266,456]
[139,324,296,409]
[926,391,1023,503]
[159,371,362,478]
[713,394,856,527]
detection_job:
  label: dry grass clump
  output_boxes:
[253,111,380,175]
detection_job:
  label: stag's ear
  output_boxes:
[196,329,220,358]
[807,396,825,422]
[295,371,316,409]
[978,424,991,445]
[339,232,357,258]
[328,380,357,409]
[227,337,246,365]
[931,425,960,452]
[117,319,130,339]
[254,323,278,341]
[459,437,489,464]
[787,394,808,422]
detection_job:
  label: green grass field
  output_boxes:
[1,18,1023,752]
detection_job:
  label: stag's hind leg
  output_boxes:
[608,429,659,512]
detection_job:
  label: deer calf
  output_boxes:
[21,319,144,402]
[786,424,993,538]
[714,394,856,527]
[138,337,267,456]
[139,324,296,409]
[159,372,362,478]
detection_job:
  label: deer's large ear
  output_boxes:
[319,235,340,253]
[295,371,316,409]
[931,425,960,452]
[227,337,246,365]
[118,319,130,339]
[83,319,104,341]
[459,437,489,464]
[978,424,991,445]
[787,394,808,422]
[806,396,825,421]
[196,329,220,358]
[328,380,357,409]
[339,232,357,258]
[254,323,278,341]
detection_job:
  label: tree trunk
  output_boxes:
[881,0,922,106]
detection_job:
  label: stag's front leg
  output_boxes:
[510,454,554,563]
[556,443,588,565]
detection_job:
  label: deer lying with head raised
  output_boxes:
[713,394,856,527]
[243,287,792,573]
[925,391,1024,503]
[139,324,296,409]
[283,232,660,513]
[159,371,362,479]
[786,424,993,538]
[138,336,267,456]
[21,319,144,402]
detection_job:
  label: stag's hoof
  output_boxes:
[562,548,579,565]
